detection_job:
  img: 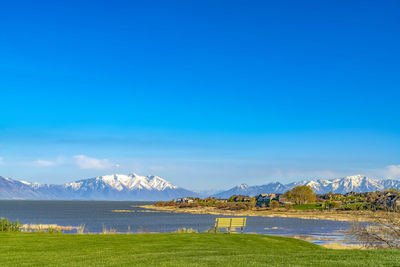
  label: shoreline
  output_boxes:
[137,204,377,222]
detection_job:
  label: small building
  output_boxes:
[175,197,195,204]
[255,194,277,207]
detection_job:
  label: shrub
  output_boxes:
[47,226,61,234]
[284,204,293,210]
[340,203,374,211]
[155,201,164,207]
[155,200,176,207]
[324,201,340,210]
[0,218,21,232]
[206,227,221,233]
[269,200,280,209]
[77,224,85,234]
[178,203,199,208]
[198,200,216,207]
[215,202,252,210]
[175,227,198,233]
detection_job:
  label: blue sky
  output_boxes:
[1,0,400,190]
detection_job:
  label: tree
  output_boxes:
[349,212,400,248]
[284,185,316,204]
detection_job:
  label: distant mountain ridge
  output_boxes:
[0,173,197,201]
[2,174,400,200]
[212,175,400,198]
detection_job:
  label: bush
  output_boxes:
[0,218,21,232]
[324,201,340,210]
[215,202,253,210]
[178,203,199,208]
[340,203,375,211]
[269,200,280,209]
[284,204,293,210]
[47,226,61,234]
[175,227,198,233]
[155,200,176,207]
[198,200,216,207]
[206,227,221,233]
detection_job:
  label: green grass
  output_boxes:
[292,203,325,210]
[1,233,400,266]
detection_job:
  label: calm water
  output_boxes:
[0,200,350,244]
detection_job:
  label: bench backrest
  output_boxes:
[215,217,246,232]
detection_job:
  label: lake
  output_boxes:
[0,200,351,244]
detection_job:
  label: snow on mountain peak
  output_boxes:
[0,174,196,201]
[238,184,249,190]
[19,180,42,189]
[344,174,365,182]
[148,175,178,190]
[64,173,178,192]
[213,174,400,198]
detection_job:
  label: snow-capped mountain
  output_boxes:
[62,173,193,200]
[287,175,384,194]
[213,175,400,198]
[3,174,400,200]
[64,174,178,192]
[0,176,45,199]
[0,173,197,200]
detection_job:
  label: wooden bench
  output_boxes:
[214,217,246,233]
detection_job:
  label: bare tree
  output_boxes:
[348,212,400,249]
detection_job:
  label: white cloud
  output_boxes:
[74,155,119,170]
[368,164,400,179]
[386,165,400,178]
[33,159,55,167]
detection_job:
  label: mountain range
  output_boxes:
[212,175,400,198]
[0,173,197,201]
[1,174,400,200]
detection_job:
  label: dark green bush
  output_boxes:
[340,203,376,211]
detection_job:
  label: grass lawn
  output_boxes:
[1,233,400,266]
